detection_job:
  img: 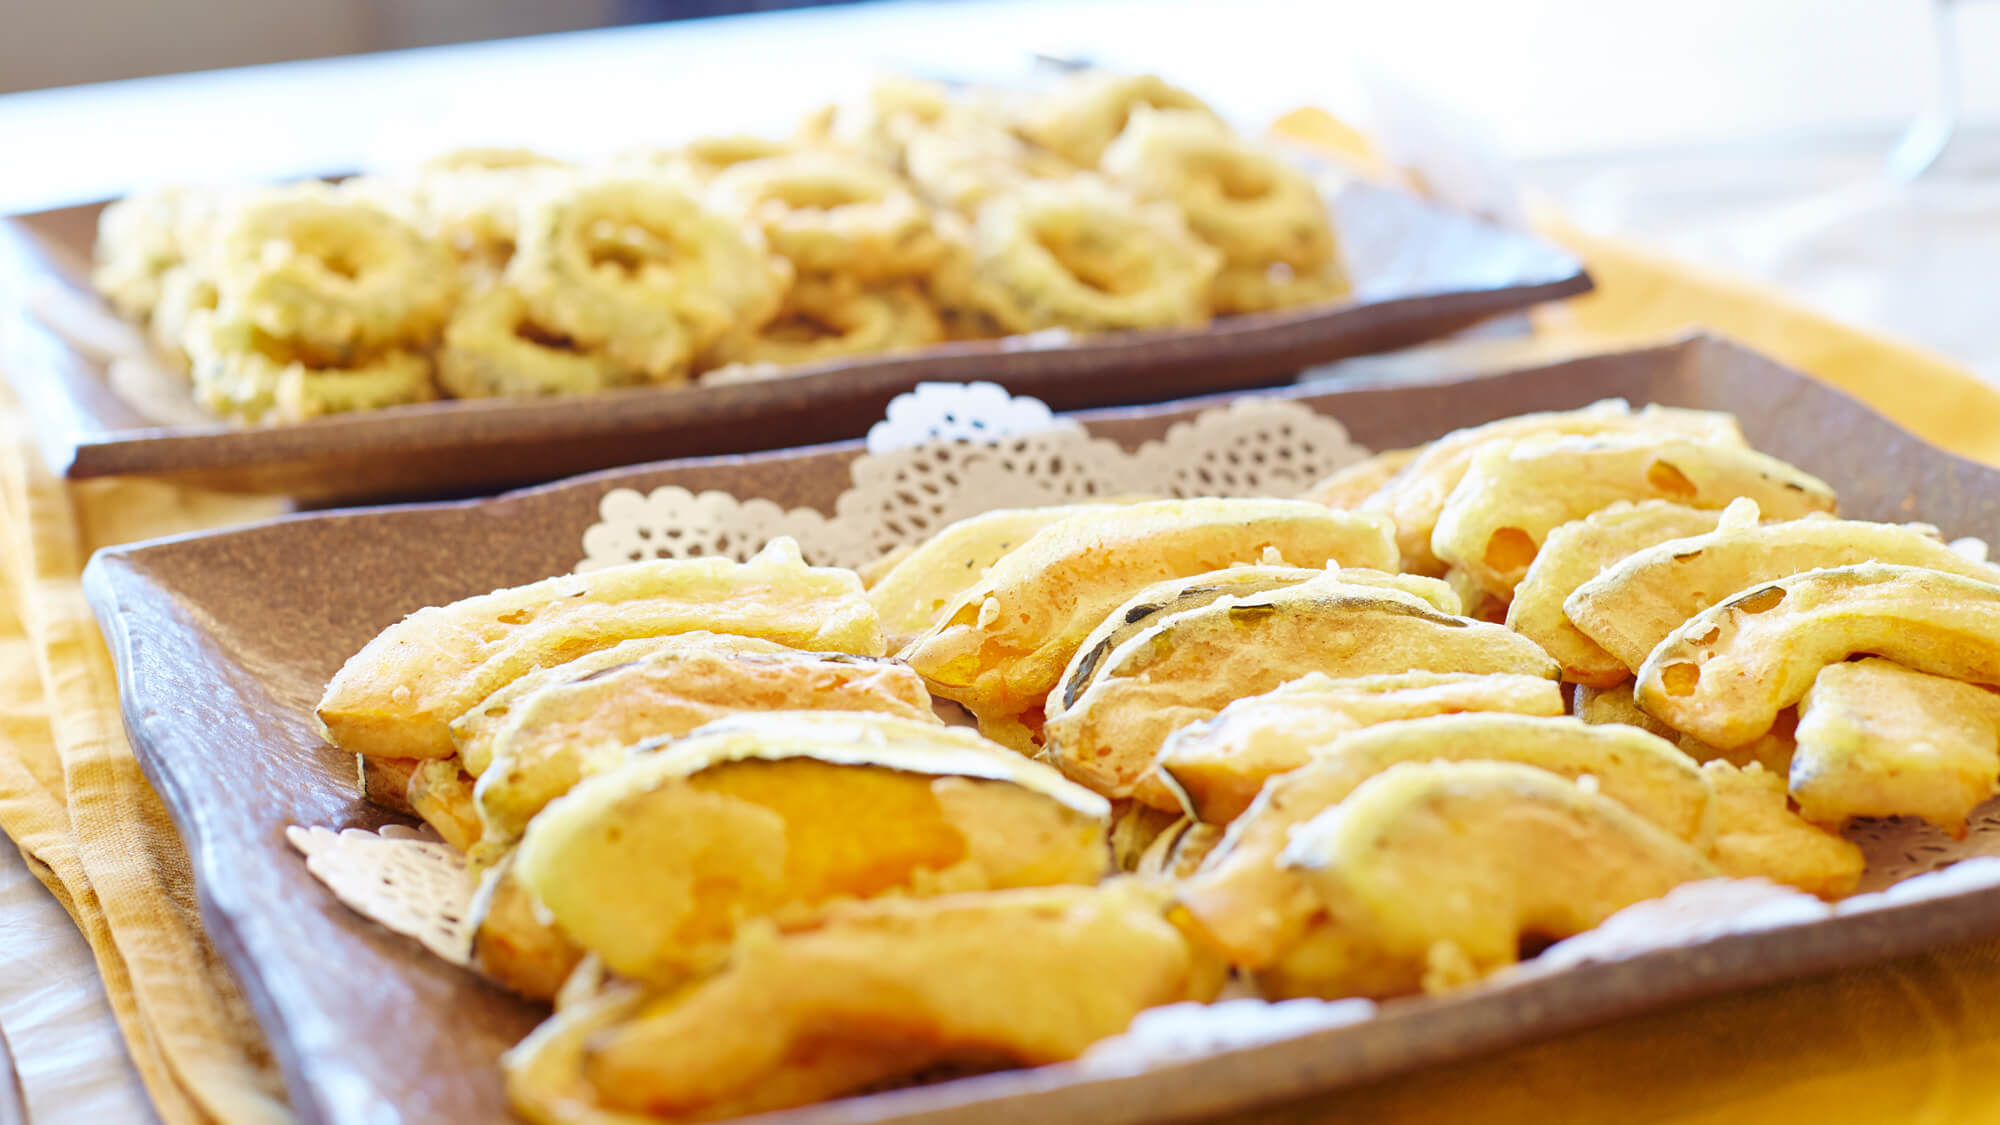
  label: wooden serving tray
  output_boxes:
[86,336,2000,1125]
[3,181,1588,503]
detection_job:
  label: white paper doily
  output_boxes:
[575,383,1371,572]
[285,825,475,967]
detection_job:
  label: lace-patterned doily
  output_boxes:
[865,380,1079,454]
[575,382,1370,571]
[1077,997,1377,1075]
[286,825,475,966]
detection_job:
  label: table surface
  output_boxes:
[1,0,1992,216]
[9,2,2000,1119]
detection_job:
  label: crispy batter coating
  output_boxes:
[1360,401,1745,575]
[1102,108,1336,269]
[1157,671,1566,823]
[711,152,944,281]
[505,884,1216,1123]
[899,499,1397,748]
[1507,499,1732,686]
[1042,576,1557,804]
[1178,715,1712,970]
[470,642,937,860]
[1265,760,1715,998]
[317,538,882,760]
[945,178,1220,334]
[1431,432,1835,599]
[1791,658,2000,835]
[1702,760,1864,898]
[514,712,1109,982]
[1569,516,2000,674]
[1636,564,2000,750]
[1017,72,1219,167]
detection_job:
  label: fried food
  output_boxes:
[182,309,439,423]
[358,754,420,815]
[1431,432,1836,599]
[903,122,1075,215]
[948,178,1221,334]
[149,264,219,368]
[437,284,629,398]
[211,183,458,359]
[1359,401,1746,574]
[470,642,938,859]
[514,712,1110,983]
[360,150,573,267]
[1176,715,1713,970]
[864,504,1121,648]
[1206,258,1353,316]
[94,185,212,320]
[645,134,793,182]
[1263,760,1715,998]
[705,273,942,369]
[507,175,787,378]
[1041,575,1559,803]
[1702,761,1864,898]
[1018,72,1219,167]
[1506,500,1734,686]
[1635,564,2000,750]
[407,757,482,853]
[318,537,882,760]
[449,633,788,777]
[899,498,1397,747]
[1157,671,1566,823]
[506,884,1215,1123]
[1102,108,1336,269]
[1054,565,1461,725]
[1129,818,1222,881]
[1572,680,1685,743]
[1575,682,1798,773]
[1109,800,1184,873]
[711,152,943,281]
[1567,517,2000,674]
[466,854,584,1001]
[1303,448,1420,509]
[1791,658,2000,835]
[820,74,959,166]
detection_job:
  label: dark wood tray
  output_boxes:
[4,181,1588,503]
[88,336,2000,1125]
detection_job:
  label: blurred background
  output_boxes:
[8,0,2000,373]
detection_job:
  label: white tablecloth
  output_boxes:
[0,845,156,1124]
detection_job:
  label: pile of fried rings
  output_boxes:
[91,72,1352,424]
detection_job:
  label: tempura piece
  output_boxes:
[1791,658,2000,835]
[514,712,1109,983]
[318,538,882,759]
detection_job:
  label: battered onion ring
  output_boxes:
[1208,258,1352,316]
[822,75,956,166]
[710,152,943,281]
[93,185,224,321]
[350,154,574,271]
[148,265,218,369]
[421,148,568,174]
[706,274,943,369]
[213,184,458,359]
[615,135,792,183]
[184,310,437,423]
[903,123,1076,215]
[438,285,628,398]
[1017,72,1218,168]
[507,176,787,378]
[952,178,1220,334]
[1102,108,1336,268]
